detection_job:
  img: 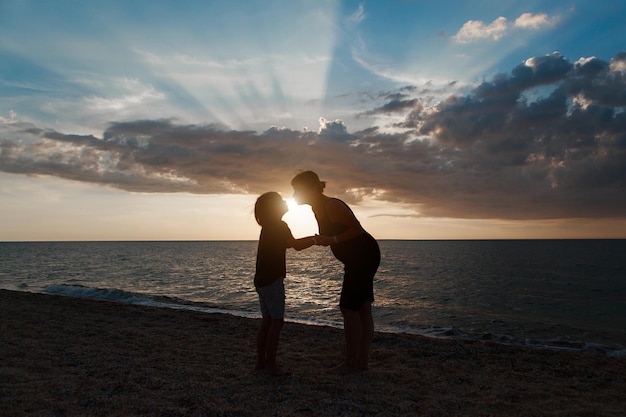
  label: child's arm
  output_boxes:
[286,235,318,251]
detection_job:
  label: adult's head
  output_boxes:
[290,171,326,205]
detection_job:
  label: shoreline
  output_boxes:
[29,283,626,356]
[2,289,626,416]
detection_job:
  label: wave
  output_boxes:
[42,284,259,319]
[45,284,159,305]
[41,284,626,357]
[421,326,626,357]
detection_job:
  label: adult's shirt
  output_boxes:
[315,198,379,265]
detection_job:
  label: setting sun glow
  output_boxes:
[283,199,319,238]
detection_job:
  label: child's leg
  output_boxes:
[257,279,289,375]
[256,317,272,371]
[265,318,285,374]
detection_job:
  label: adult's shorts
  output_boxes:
[338,243,380,311]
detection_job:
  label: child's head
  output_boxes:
[254,192,288,226]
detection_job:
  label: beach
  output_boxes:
[1,290,625,417]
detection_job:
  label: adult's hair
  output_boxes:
[254,191,281,226]
[290,170,326,193]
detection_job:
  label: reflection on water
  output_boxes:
[1,240,625,349]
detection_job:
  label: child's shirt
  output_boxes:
[254,220,294,288]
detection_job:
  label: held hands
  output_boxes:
[313,235,334,246]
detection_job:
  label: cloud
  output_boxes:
[514,12,559,30]
[318,117,349,136]
[360,98,421,116]
[347,3,365,25]
[453,16,509,43]
[2,52,626,220]
[454,12,558,44]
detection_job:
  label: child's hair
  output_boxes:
[254,192,283,226]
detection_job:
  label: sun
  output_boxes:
[283,198,319,237]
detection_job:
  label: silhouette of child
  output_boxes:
[253,191,318,375]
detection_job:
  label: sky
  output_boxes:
[1,0,625,241]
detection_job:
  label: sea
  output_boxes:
[1,240,625,356]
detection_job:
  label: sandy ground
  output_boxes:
[1,289,625,417]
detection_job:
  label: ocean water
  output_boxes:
[1,240,625,355]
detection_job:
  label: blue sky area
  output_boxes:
[1,0,625,240]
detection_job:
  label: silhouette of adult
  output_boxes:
[291,171,380,371]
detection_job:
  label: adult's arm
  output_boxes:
[286,235,318,251]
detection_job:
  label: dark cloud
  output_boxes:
[1,52,625,220]
[360,98,420,116]
[318,117,350,139]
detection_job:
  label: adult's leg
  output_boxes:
[357,301,374,370]
[341,306,362,369]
